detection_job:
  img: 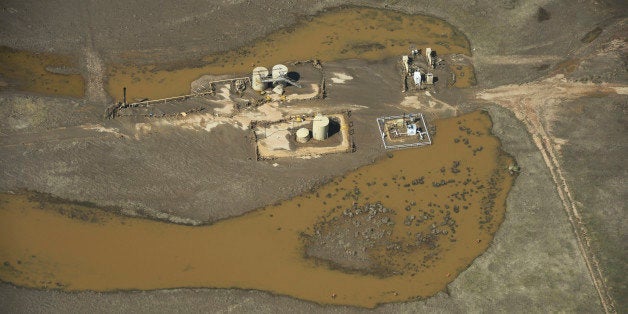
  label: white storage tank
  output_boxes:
[252,67,269,91]
[272,64,289,79]
[425,47,433,67]
[312,114,329,141]
[426,73,434,85]
[296,127,310,143]
[413,71,422,87]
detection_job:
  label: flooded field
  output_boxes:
[107,7,472,100]
[450,64,476,88]
[0,111,514,308]
[0,7,474,100]
[0,46,84,98]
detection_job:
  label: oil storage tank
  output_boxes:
[296,128,310,143]
[252,67,269,91]
[312,114,329,141]
[272,64,289,79]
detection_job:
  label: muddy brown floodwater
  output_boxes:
[450,64,476,88]
[0,46,84,98]
[107,7,472,100]
[0,7,474,100]
[0,111,514,308]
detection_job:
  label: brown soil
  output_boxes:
[0,1,624,312]
[477,75,627,314]
[0,111,514,308]
[106,7,471,101]
[256,114,351,159]
[302,111,514,277]
[449,64,476,88]
[0,46,84,98]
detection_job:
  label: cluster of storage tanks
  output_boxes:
[252,64,330,145]
[402,48,435,89]
[296,114,329,143]
[251,64,289,92]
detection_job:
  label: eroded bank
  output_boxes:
[0,111,513,308]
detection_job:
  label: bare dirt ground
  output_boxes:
[0,0,626,313]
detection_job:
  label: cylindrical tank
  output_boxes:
[312,114,329,141]
[425,47,433,68]
[426,73,434,85]
[272,64,288,79]
[252,67,269,91]
[402,55,409,73]
[296,128,310,143]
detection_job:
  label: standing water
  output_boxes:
[106,7,472,100]
[0,111,515,308]
[0,7,474,100]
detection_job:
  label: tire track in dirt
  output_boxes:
[81,0,107,104]
[477,75,627,314]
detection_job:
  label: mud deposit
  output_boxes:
[107,7,471,100]
[0,111,513,308]
[0,46,84,98]
[450,64,476,88]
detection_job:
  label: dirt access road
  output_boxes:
[0,0,626,312]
